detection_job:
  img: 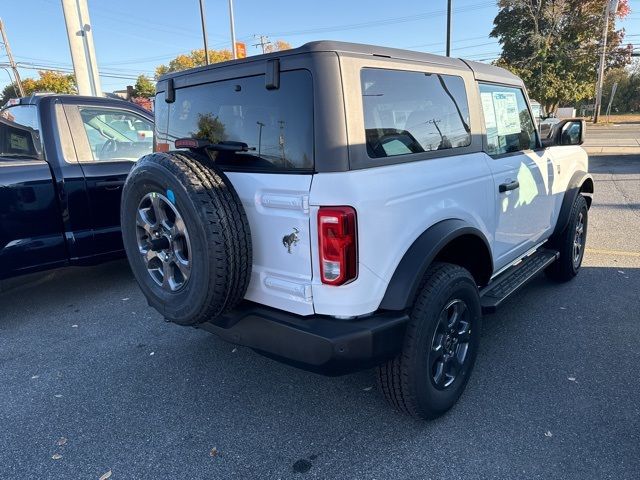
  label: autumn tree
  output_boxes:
[491,0,632,115]
[1,71,76,103]
[155,40,292,77]
[155,48,233,77]
[264,40,292,53]
[133,74,156,98]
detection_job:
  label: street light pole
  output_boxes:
[229,0,237,59]
[594,0,618,123]
[446,0,452,57]
[198,0,210,65]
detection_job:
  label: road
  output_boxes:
[584,122,640,154]
[1,154,639,480]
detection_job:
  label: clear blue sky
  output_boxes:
[2,0,640,93]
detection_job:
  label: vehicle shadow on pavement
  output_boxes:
[590,154,640,174]
[1,262,639,479]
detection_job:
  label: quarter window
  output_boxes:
[361,68,472,159]
[479,84,537,156]
[78,107,154,162]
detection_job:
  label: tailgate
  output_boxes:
[226,172,314,315]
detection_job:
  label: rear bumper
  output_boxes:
[199,302,409,376]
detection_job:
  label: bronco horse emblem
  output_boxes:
[282,227,300,254]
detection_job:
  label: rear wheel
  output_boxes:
[121,151,252,325]
[546,194,588,282]
[376,263,482,420]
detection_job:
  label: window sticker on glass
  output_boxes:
[480,92,496,129]
[492,92,520,136]
[10,133,28,151]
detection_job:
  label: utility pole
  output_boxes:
[253,35,271,54]
[0,18,25,97]
[446,0,452,57]
[199,0,210,64]
[594,0,618,123]
[228,0,237,59]
[61,0,102,96]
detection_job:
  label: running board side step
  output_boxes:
[480,249,559,314]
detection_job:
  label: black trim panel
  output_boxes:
[552,170,593,237]
[199,301,409,376]
[379,219,492,310]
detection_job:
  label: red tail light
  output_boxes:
[318,207,357,285]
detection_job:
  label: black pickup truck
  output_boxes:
[0,94,154,281]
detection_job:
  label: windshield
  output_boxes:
[0,105,43,160]
[160,70,314,172]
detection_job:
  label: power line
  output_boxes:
[253,35,271,54]
[404,35,489,49]
[6,62,144,81]
[258,1,495,38]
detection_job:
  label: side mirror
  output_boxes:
[542,119,585,147]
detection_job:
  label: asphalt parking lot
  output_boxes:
[1,152,639,479]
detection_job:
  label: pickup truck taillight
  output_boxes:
[318,207,357,286]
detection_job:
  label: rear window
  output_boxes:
[0,105,43,160]
[361,68,471,158]
[162,70,313,172]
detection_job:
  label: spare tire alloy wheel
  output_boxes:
[121,152,252,326]
[136,192,191,292]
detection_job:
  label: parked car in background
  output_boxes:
[530,100,562,139]
[0,94,153,281]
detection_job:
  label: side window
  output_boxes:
[0,105,43,160]
[361,68,471,159]
[77,107,154,162]
[479,84,537,156]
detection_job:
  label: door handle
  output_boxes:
[499,180,520,193]
[96,180,124,190]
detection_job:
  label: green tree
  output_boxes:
[1,83,21,103]
[601,64,640,114]
[492,0,632,115]
[2,71,75,103]
[133,74,156,98]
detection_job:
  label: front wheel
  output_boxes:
[376,263,482,420]
[546,194,588,282]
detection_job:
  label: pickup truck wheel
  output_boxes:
[546,194,588,282]
[121,151,252,325]
[376,263,481,420]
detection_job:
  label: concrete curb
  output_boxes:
[584,147,640,155]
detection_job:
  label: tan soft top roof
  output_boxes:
[160,40,523,87]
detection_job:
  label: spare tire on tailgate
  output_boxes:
[120,151,252,325]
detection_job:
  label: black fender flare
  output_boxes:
[552,170,593,238]
[379,219,493,311]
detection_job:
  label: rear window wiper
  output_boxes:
[174,138,255,152]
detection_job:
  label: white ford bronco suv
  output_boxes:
[121,41,593,420]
